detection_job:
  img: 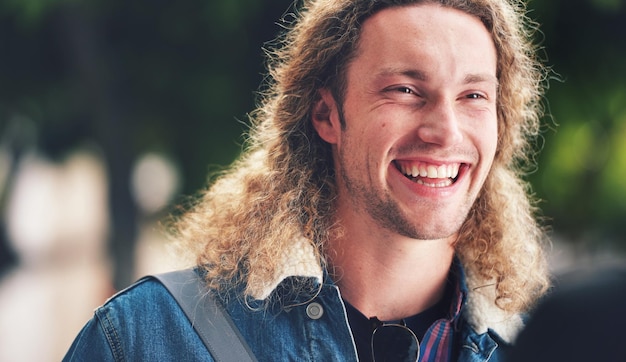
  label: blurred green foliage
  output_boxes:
[1,0,625,281]
[529,0,626,247]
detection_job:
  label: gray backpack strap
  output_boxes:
[150,269,258,362]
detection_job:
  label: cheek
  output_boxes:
[485,123,498,150]
[481,126,499,168]
[476,113,498,149]
[339,127,385,169]
[340,106,400,160]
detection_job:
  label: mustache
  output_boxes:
[391,143,476,160]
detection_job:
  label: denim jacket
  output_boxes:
[64,240,520,361]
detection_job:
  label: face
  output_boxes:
[313,4,498,241]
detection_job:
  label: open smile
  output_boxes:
[394,160,464,188]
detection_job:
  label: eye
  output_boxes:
[383,85,426,106]
[465,92,486,100]
[386,86,420,97]
[382,86,415,95]
[397,87,414,94]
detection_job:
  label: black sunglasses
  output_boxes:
[370,317,420,362]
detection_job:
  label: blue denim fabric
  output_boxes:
[63,277,210,361]
[63,275,510,361]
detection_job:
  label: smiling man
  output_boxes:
[65,1,550,361]
[314,0,500,324]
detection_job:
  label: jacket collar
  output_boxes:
[461,266,524,343]
[250,239,523,344]
[251,237,324,301]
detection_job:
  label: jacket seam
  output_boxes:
[96,307,125,362]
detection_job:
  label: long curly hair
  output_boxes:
[172,0,550,313]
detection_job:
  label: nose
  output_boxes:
[416,99,463,147]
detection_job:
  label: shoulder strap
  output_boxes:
[150,269,258,362]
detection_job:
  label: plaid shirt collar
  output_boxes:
[417,259,466,362]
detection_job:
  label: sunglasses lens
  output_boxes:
[371,325,419,362]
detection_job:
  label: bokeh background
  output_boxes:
[0,0,624,360]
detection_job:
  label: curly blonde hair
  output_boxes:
[172,0,550,313]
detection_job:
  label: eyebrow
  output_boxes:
[377,67,428,81]
[376,67,499,86]
[463,73,499,86]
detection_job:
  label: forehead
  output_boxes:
[349,3,497,83]
[362,2,491,35]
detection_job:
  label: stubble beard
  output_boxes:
[333,104,475,241]
[338,148,471,241]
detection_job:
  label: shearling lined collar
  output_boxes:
[463,268,525,343]
[251,239,523,343]
[251,237,324,300]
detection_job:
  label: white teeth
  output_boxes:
[398,162,461,180]
[416,178,453,187]
[450,165,459,179]
[437,165,447,177]
[427,165,438,178]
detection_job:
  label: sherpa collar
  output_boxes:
[251,238,523,343]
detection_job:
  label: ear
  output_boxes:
[311,88,341,145]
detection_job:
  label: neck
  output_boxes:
[328,218,456,321]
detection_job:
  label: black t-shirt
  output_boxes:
[344,284,453,362]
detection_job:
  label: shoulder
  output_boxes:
[63,276,212,361]
[97,276,182,324]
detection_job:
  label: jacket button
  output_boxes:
[306,302,324,320]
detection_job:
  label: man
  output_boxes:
[64,0,550,361]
